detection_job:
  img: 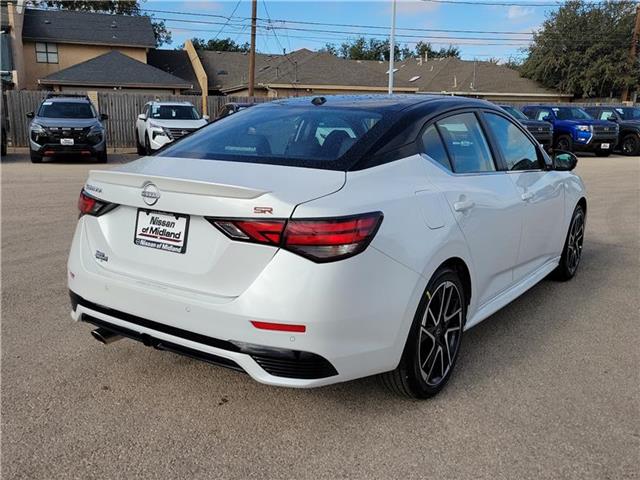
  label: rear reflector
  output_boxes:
[251,321,306,333]
[208,212,383,262]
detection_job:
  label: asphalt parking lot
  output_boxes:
[1,151,638,479]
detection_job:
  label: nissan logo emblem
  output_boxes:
[181,130,188,136]
[141,182,160,206]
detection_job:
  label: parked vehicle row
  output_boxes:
[500,103,639,157]
[69,94,587,398]
[21,94,637,163]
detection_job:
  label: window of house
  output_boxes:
[35,42,58,64]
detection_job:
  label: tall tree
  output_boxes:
[414,42,460,59]
[37,0,171,47]
[521,0,639,98]
[186,37,250,52]
[323,37,413,61]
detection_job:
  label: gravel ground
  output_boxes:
[1,152,639,480]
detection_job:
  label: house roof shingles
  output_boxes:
[39,51,192,89]
[22,8,156,48]
[196,48,563,97]
[147,49,200,93]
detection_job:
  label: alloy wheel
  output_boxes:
[622,137,636,155]
[566,211,585,274]
[418,281,463,387]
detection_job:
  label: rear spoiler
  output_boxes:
[88,170,269,199]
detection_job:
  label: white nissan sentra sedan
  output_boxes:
[68,95,586,398]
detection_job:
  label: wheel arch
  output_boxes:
[435,257,472,308]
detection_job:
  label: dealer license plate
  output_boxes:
[60,138,74,146]
[600,143,610,149]
[134,209,189,254]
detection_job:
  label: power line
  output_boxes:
[211,0,243,42]
[421,0,638,6]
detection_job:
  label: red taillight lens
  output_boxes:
[77,189,118,217]
[209,212,382,262]
[284,213,383,262]
[211,219,286,245]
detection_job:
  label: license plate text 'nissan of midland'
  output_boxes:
[134,210,189,254]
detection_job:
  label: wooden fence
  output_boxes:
[4,91,271,148]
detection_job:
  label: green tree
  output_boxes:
[186,37,250,52]
[414,42,460,59]
[520,0,639,98]
[37,0,171,47]
[323,37,413,61]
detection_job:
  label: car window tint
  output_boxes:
[38,101,95,119]
[436,113,495,173]
[159,105,382,165]
[421,125,451,170]
[484,113,540,171]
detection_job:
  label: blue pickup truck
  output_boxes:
[522,105,619,157]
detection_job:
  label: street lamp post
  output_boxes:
[388,0,397,94]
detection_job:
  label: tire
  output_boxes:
[594,149,611,157]
[144,133,152,155]
[136,130,145,155]
[96,149,108,163]
[30,149,43,163]
[553,204,585,281]
[1,129,7,157]
[380,267,467,399]
[554,134,573,152]
[620,134,640,156]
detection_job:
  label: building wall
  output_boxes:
[7,1,26,89]
[22,42,147,89]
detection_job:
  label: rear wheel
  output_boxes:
[380,267,466,398]
[30,149,43,163]
[554,134,573,152]
[553,205,585,281]
[621,134,640,156]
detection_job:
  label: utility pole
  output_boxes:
[622,4,640,102]
[388,0,397,94]
[248,0,257,96]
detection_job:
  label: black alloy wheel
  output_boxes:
[380,267,466,398]
[554,205,585,281]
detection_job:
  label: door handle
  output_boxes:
[453,199,475,212]
[521,191,535,202]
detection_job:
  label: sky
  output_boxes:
[142,0,558,62]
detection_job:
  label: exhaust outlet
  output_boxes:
[91,327,123,345]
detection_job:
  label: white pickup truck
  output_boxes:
[135,101,208,154]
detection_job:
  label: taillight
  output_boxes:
[208,212,383,262]
[77,189,118,217]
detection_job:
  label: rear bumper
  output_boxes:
[67,219,424,388]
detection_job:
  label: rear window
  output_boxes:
[158,104,383,169]
[38,101,95,119]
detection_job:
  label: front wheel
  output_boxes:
[136,130,146,155]
[553,205,585,281]
[380,267,466,398]
[96,150,108,163]
[621,134,640,156]
[554,134,573,152]
[30,150,43,163]
[144,133,153,156]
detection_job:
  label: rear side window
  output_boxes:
[159,105,382,168]
[435,113,495,173]
[484,113,540,171]
[421,125,451,171]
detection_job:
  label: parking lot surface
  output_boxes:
[2,152,639,479]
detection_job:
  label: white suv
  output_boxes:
[135,101,208,154]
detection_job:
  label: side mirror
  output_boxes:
[552,150,578,171]
[100,113,109,121]
[26,112,34,119]
[202,114,210,121]
[137,113,147,121]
